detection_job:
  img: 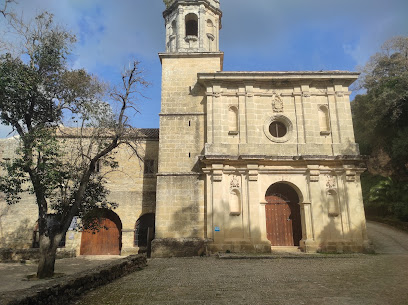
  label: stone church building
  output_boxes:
[0,0,370,258]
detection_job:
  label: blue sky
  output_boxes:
[1,0,408,137]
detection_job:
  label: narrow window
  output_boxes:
[144,160,156,174]
[185,13,198,36]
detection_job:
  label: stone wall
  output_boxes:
[0,134,159,256]
[0,255,147,305]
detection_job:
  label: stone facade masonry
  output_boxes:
[0,135,159,256]
[0,0,370,258]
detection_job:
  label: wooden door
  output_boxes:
[80,218,120,255]
[265,195,297,246]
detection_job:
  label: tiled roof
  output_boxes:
[56,127,159,140]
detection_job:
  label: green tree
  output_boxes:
[368,177,408,221]
[352,36,408,176]
[0,12,148,278]
[352,36,408,221]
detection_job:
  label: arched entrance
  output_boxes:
[80,210,122,255]
[135,213,155,257]
[265,183,302,246]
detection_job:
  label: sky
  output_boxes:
[1,0,408,138]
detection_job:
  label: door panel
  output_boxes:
[265,195,300,246]
[80,218,120,255]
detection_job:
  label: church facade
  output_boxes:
[0,0,370,258]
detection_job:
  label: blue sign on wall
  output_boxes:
[214,226,220,232]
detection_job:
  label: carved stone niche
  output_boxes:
[327,189,340,217]
[229,176,241,216]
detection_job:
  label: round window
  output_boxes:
[269,121,287,138]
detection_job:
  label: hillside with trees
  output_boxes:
[352,36,408,223]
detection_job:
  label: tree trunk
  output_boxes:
[37,234,61,279]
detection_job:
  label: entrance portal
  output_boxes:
[265,183,302,246]
[80,210,122,255]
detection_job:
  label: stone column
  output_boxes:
[206,87,214,144]
[247,164,260,243]
[245,84,255,144]
[293,89,306,146]
[203,168,212,240]
[303,165,321,252]
[301,85,313,145]
[199,6,206,50]
[238,89,246,144]
[212,84,222,144]
[239,170,251,239]
[327,89,340,144]
[176,8,184,50]
[211,164,224,246]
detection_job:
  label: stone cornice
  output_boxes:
[157,172,201,177]
[159,112,206,116]
[159,52,224,67]
[205,91,352,98]
[163,0,222,24]
[198,71,359,87]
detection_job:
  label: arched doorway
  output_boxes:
[135,213,155,257]
[80,210,122,255]
[265,183,302,246]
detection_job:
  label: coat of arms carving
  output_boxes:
[230,176,240,190]
[326,174,337,189]
[272,96,284,112]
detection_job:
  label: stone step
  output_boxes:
[270,246,302,253]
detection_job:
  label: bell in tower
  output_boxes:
[163,0,222,53]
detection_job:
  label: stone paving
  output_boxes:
[0,255,120,293]
[1,221,408,305]
[72,221,408,305]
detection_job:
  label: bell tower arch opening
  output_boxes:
[264,183,302,247]
[163,0,222,53]
[185,13,198,37]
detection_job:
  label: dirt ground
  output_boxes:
[72,221,408,305]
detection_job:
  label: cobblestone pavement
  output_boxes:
[73,221,408,305]
[0,256,120,293]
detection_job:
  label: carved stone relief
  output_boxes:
[326,174,337,189]
[272,95,284,113]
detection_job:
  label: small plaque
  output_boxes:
[214,226,220,232]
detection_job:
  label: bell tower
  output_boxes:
[164,0,222,52]
[153,0,223,257]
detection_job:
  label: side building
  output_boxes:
[0,129,159,257]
